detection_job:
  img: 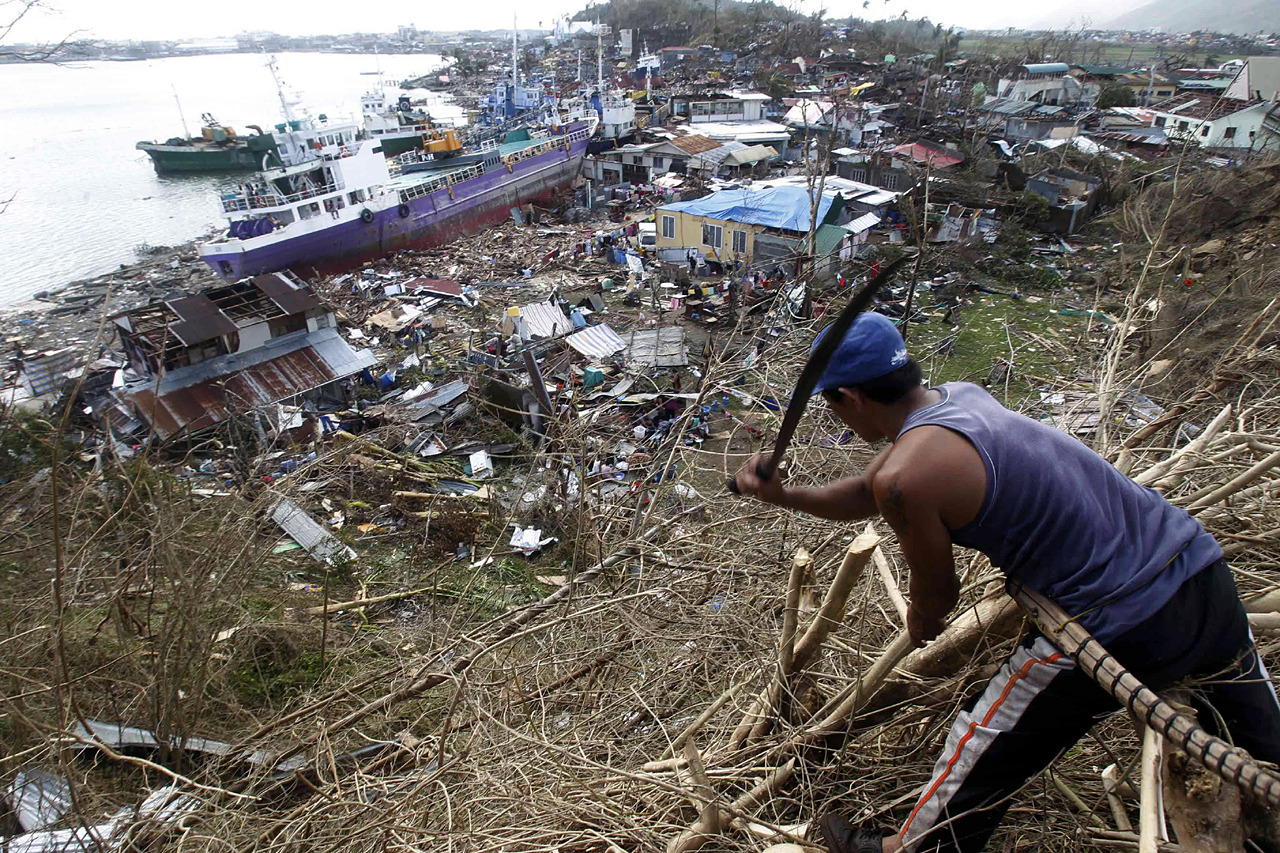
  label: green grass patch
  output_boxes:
[908,287,1094,405]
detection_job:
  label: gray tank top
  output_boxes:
[897,382,1221,642]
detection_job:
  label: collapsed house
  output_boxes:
[1026,167,1103,235]
[99,272,376,440]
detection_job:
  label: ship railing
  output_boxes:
[397,162,487,204]
[498,126,592,169]
[221,180,347,213]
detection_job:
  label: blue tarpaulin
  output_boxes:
[659,186,837,233]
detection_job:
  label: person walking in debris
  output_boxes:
[688,249,697,275]
[734,314,1280,853]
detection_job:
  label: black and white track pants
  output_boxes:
[900,560,1280,852]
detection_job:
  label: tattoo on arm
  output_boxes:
[883,478,908,530]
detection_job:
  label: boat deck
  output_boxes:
[385,134,552,196]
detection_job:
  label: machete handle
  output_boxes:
[725,459,776,495]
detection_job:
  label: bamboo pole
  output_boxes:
[1139,725,1166,853]
[1013,584,1280,808]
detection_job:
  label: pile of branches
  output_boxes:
[2,269,1277,851]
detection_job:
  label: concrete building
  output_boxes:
[994,63,1082,106]
[583,134,721,184]
[1148,94,1273,150]
[1226,57,1280,104]
[655,185,844,270]
[669,91,791,152]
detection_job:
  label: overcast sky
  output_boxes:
[12,0,1145,44]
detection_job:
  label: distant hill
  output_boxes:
[1106,0,1280,35]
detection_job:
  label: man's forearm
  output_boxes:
[781,477,878,521]
[908,573,960,620]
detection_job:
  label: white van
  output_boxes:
[639,222,657,247]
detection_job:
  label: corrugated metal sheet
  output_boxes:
[272,498,356,565]
[6,769,71,833]
[114,328,376,440]
[8,786,196,853]
[565,324,625,360]
[519,301,574,338]
[844,212,882,234]
[253,272,322,315]
[167,294,238,346]
[400,379,469,420]
[406,277,464,297]
[21,348,81,396]
[810,224,847,258]
[626,327,688,368]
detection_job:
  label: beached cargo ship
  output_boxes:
[197,112,597,280]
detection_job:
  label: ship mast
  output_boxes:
[266,56,295,124]
[512,17,520,88]
[171,83,192,140]
[596,19,603,93]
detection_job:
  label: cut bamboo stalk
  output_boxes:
[1247,612,1280,631]
[1245,588,1280,614]
[805,630,915,737]
[873,543,908,624]
[1137,404,1233,488]
[1186,451,1280,511]
[1196,478,1279,520]
[732,534,879,749]
[1014,584,1280,809]
[1103,764,1135,833]
[680,741,721,839]
[779,548,809,679]
[667,759,796,853]
[791,532,880,671]
[747,548,811,742]
[1140,725,1167,853]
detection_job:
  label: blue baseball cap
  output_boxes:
[811,312,910,395]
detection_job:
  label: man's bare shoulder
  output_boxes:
[873,425,987,528]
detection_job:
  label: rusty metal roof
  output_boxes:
[670,134,722,155]
[113,329,375,440]
[405,277,464,297]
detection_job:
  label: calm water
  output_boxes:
[0,52,457,306]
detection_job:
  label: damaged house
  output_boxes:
[1026,167,1102,235]
[654,184,845,273]
[102,272,376,440]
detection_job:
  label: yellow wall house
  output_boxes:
[655,185,843,266]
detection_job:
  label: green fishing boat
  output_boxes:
[136,114,281,174]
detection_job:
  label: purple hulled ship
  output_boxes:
[198,112,598,281]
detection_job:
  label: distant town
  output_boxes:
[1,17,1276,65]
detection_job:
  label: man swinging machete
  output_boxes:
[734,312,1280,853]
